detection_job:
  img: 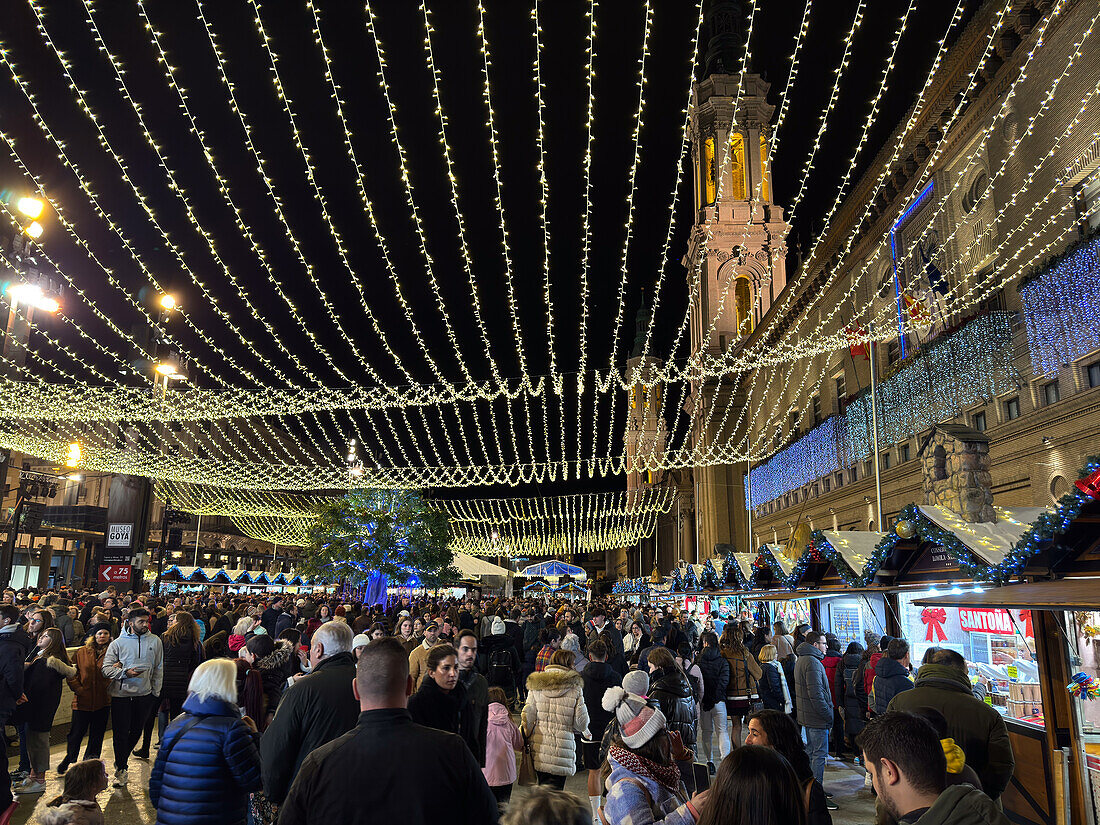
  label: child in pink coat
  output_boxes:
[483,687,523,807]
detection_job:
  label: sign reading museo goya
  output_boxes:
[106,523,133,549]
[958,607,1015,635]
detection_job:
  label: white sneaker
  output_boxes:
[14,778,45,795]
[113,769,128,788]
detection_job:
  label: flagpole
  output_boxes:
[868,320,884,531]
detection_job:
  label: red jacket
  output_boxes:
[865,651,883,704]
[823,653,843,707]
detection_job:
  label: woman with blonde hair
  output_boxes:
[720,625,762,746]
[522,648,590,790]
[757,644,793,713]
[150,659,262,825]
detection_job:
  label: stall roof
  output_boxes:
[917,505,1051,566]
[821,531,886,574]
[913,579,1100,609]
[730,553,757,580]
[453,553,512,579]
[763,545,796,578]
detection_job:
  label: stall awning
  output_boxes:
[917,505,1052,566]
[453,553,512,580]
[913,579,1100,609]
[821,531,886,574]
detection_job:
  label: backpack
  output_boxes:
[488,645,513,685]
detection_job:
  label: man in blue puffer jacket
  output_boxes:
[149,658,262,825]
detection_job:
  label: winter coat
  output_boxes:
[888,664,1015,799]
[483,702,522,787]
[758,660,789,711]
[260,607,281,636]
[865,650,884,701]
[68,643,112,712]
[19,654,76,731]
[872,656,914,715]
[602,752,694,825]
[51,607,76,646]
[259,651,359,804]
[581,661,622,741]
[161,637,204,710]
[794,642,833,729]
[840,652,865,737]
[480,632,521,690]
[0,629,26,715]
[459,667,489,765]
[408,674,466,736]
[102,627,164,698]
[772,633,796,662]
[149,694,262,825]
[822,653,843,707]
[649,667,697,749]
[897,783,1012,825]
[278,708,499,825]
[721,646,762,699]
[695,647,729,711]
[409,640,432,689]
[522,664,590,776]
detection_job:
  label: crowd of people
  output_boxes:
[0,585,1016,825]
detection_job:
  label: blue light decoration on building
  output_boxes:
[1019,232,1100,377]
[746,312,1017,509]
[891,181,935,359]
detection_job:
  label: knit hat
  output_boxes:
[351,633,370,651]
[87,622,112,639]
[602,687,665,748]
[491,616,506,636]
[622,669,650,697]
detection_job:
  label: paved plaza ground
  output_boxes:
[8,719,877,824]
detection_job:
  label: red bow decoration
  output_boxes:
[1075,468,1100,499]
[1020,609,1034,639]
[921,607,948,642]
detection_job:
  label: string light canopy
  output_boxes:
[0,0,1088,513]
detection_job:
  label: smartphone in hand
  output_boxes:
[692,763,711,792]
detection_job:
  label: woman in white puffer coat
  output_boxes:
[521,648,590,790]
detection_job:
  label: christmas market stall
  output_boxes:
[913,459,1100,825]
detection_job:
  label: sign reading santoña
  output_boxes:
[959,607,1015,635]
[106,523,134,549]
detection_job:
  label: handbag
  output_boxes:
[518,728,538,786]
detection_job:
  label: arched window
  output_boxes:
[734,276,753,335]
[759,133,770,201]
[730,132,746,199]
[703,137,717,206]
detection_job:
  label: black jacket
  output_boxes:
[581,661,622,740]
[279,708,498,825]
[0,630,26,715]
[259,651,359,804]
[840,652,866,734]
[161,638,204,708]
[648,667,697,749]
[695,647,729,711]
[458,667,489,766]
[872,656,913,715]
[479,633,520,689]
[408,674,466,737]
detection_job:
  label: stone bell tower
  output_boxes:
[686,0,791,559]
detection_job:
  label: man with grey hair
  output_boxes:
[261,621,359,804]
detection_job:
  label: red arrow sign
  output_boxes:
[98,564,132,583]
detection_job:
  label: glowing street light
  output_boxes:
[23,221,43,240]
[159,293,177,311]
[65,441,82,468]
[16,197,44,220]
[4,282,60,313]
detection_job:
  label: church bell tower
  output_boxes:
[686,0,790,559]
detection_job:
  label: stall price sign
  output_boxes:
[959,607,1015,635]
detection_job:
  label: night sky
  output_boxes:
[0,0,978,499]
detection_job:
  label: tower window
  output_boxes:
[734,276,753,335]
[703,137,716,206]
[730,132,746,199]
[759,133,769,201]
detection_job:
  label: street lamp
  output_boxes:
[16,197,44,220]
[4,283,60,315]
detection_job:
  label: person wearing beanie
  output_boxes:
[481,617,521,705]
[60,622,113,773]
[522,648,590,790]
[560,632,589,672]
[351,634,371,659]
[599,686,700,825]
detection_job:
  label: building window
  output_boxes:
[961,170,989,214]
[972,411,987,432]
[1088,361,1100,388]
[823,477,831,493]
[812,395,822,425]
[834,374,846,406]
[703,137,716,206]
[835,472,844,488]
[899,443,910,462]
[886,340,900,365]
[863,459,873,478]
[1042,381,1060,406]
[759,133,770,201]
[730,132,747,199]
[933,445,947,480]
[882,453,892,470]
[735,276,754,335]
[789,409,800,434]
[1004,396,1020,420]
[1076,167,1100,235]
